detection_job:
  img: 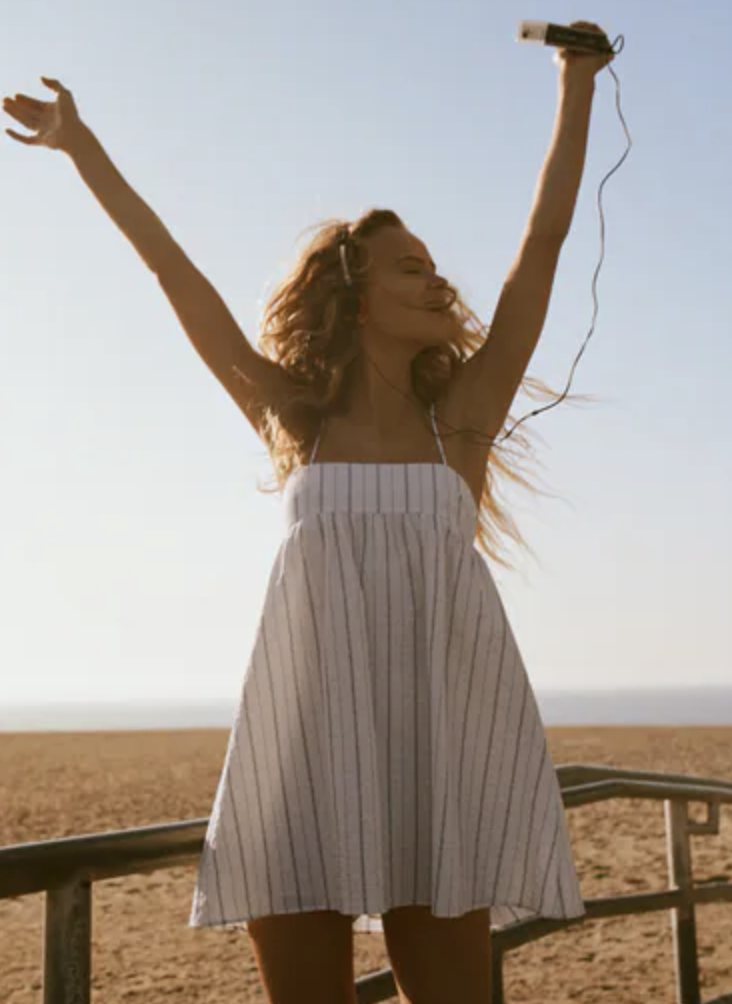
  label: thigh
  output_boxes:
[247,909,357,1004]
[382,905,493,1004]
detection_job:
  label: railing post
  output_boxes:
[491,940,505,1004]
[664,799,701,1004]
[44,879,92,1004]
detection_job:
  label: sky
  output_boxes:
[1,0,730,707]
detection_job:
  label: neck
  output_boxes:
[342,340,425,438]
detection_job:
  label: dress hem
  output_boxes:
[189,900,587,933]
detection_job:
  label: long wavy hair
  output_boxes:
[249,208,597,572]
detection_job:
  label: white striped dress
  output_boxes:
[189,403,585,934]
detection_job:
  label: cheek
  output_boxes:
[395,276,425,300]
[377,278,425,311]
[368,286,410,320]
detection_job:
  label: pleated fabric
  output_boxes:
[189,406,585,934]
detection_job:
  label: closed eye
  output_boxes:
[398,254,437,273]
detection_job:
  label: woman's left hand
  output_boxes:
[554,21,615,79]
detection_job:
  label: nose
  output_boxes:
[426,274,453,309]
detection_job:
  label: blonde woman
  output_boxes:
[4,26,612,1004]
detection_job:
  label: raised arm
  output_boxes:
[446,24,613,449]
[2,77,293,435]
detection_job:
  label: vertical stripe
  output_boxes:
[445,561,482,907]
[233,717,266,913]
[500,710,543,903]
[457,590,486,808]
[281,574,331,905]
[260,613,304,909]
[479,658,522,898]
[207,837,226,921]
[396,505,420,901]
[307,542,337,910]
[250,654,286,912]
[223,750,252,917]
[517,748,553,904]
[383,485,395,898]
[470,606,510,877]
[332,510,369,911]
[538,802,562,910]
[323,514,351,907]
[489,671,530,900]
[316,512,347,906]
[268,580,316,903]
[432,543,470,906]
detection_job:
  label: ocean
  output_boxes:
[1,687,731,732]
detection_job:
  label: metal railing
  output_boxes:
[1,764,731,1004]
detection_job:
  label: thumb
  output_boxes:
[41,76,69,94]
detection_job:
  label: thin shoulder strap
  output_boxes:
[309,418,324,465]
[429,403,447,465]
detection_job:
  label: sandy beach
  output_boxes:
[1,726,730,1003]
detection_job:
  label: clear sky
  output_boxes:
[1,0,730,705]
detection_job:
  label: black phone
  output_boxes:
[517,21,614,55]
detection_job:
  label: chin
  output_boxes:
[414,333,454,353]
[427,314,459,344]
[398,316,457,349]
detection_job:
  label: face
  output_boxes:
[358,227,458,348]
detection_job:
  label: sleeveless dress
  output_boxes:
[189,404,585,934]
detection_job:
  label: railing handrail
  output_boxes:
[0,817,207,898]
[556,763,732,791]
[561,777,732,807]
[3,763,730,1004]
[3,765,730,900]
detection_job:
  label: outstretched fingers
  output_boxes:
[5,128,38,146]
[2,96,40,141]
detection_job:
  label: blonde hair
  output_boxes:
[250,208,597,572]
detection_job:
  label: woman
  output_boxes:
[4,24,612,1004]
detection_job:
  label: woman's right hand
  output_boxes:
[2,77,83,152]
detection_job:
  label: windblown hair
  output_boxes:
[249,208,597,572]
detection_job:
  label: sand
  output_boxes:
[1,726,730,1003]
